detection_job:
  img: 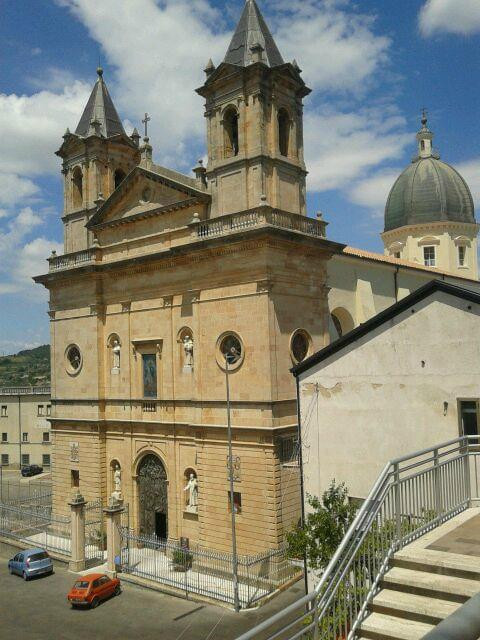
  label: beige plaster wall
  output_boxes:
[299,291,480,504]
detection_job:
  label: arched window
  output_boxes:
[330,308,355,340]
[72,167,83,209]
[224,107,239,158]
[114,169,126,189]
[278,108,290,157]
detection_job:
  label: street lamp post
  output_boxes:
[225,349,240,612]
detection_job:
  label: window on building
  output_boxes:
[71,469,80,488]
[394,252,401,259]
[42,454,51,467]
[72,167,83,209]
[21,454,30,467]
[423,246,436,267]
[37,405,44,416]
[224,107,239,158]
[46,405,51,417]
[1,454,9,466]
[142,354,158,398]
[22,432,28,442]
[1,406,7,417]
[228,491,242,514]
[460,400,478,444]
[114,169,126,189]
[42,432,50,443]
[1,433,7,443]
[458,245,466,267]
[278,108,290,157]
[279,436,298,465]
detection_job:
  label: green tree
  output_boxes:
[287,481,357,572]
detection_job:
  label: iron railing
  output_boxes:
[119,528,299,608]
[236,436,480,640]
[85,498,105,567]
[0,501,70,556]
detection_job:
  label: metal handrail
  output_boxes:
[236,436,478,640]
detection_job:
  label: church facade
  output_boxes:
[35,0,343,554]
[35,0,479,555]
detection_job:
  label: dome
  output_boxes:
[384,117,475,233]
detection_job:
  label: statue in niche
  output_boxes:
[112,463,122,501]
[184,473,198,511]
[112,339,121,370]
[183,335,194,368]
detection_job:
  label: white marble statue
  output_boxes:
[112,463,122,501]
[112,340,121,369]
[184,473,198,508]
[183,335,194,368]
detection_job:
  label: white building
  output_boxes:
[293,280,480,502]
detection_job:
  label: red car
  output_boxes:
[67,573,121,608]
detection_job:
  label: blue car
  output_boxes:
[8,548,53,580]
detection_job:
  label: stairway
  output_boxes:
[357,547,480,640]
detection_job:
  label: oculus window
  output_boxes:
[66,345,82,375]
[290,329,311,364]
[216,332,244,370]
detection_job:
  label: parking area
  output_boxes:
[0,547,304,640]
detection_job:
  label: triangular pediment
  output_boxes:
[88,165,209,229]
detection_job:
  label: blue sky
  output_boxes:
[0,0,479,354]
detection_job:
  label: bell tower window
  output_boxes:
[278,108,290,157]
[224,107,239,158]
[72,167,83,209]
[423,246,436,267]
[114,169,126,189]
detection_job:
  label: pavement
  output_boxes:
[0,546,304,640]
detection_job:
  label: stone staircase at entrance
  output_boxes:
[358,510,480,640]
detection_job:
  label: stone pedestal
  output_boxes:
[69,492,86,572]
[104,500,124,575]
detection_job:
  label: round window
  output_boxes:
[216,332,244,370]
[65,344,82,375]
[290,330,311,364]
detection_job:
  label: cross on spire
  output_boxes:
[142,112,151,139]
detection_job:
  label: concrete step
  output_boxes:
[370,588,461,625]
[382,567,480,603]
[358,612,434,640]
[394,550,480,582]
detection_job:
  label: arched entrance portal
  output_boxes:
[137,454,168,539]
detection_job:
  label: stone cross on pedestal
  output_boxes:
[142,112,151,139]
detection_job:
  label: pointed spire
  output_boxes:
[224,0,284,68]
[416,109,436,160]
[130,127,140,147]
[204,58,215,76]
[75,67,126,138]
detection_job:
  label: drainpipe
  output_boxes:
[295,375,309,598]
[18,394,21,470]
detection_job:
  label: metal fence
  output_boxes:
[0,480,52,506]
[85,499,105,567]
[120,527,299,608]
[236,436,480,640]
[0,501,70,556]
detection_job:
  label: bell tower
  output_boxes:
[197,0,311,217]
[56,67,140,253]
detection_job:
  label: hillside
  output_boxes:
[0,345,50,388]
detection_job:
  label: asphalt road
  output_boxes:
[0,548,304,640]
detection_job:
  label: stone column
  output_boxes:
[69,492,86,572]
[104,499,124,575]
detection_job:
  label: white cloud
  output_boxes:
[273,0,390,93]
[0,174,40,207]
[419,0,480,37]
[348,169,401,219]
[0,207,62,299]
[304,107,410,191]
[0,81,90,177]
[457,158,480,207]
